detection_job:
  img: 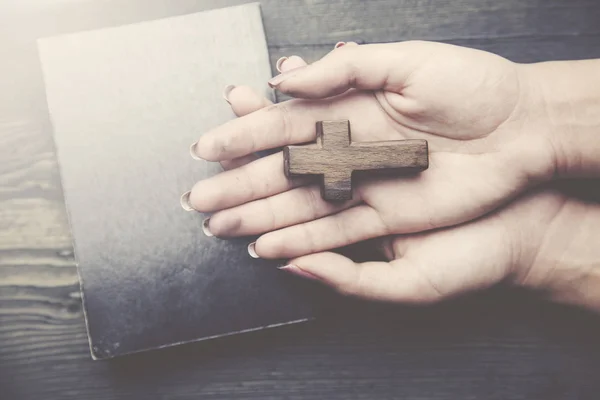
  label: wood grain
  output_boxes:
[284,120,428,200]
[2,0,600,398]
[4,286,600,399]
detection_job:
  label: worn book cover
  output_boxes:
[37,3,323,360]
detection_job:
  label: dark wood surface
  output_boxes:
[2,0,600,399]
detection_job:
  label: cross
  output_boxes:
[283,120,429,201]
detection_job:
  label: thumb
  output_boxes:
[267,43,415,99]
[280,251,443,304]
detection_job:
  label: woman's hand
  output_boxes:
[286,187,600,308]
[203,61,600,313]
[188,41,556,260]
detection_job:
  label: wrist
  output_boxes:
[519,60,600,179]
[513,190,600,313]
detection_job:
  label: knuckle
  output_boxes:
[300,223,318,255]
[264,196,279,230]
[265,102,294,144]
[238,164,257,200]
[303,186,322,219]
[332,214,350,244]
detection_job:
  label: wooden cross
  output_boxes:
[283,120,429,201]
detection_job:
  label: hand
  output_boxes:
[287,185,600,310]
[208,66,600,312]
[188,41,556,260]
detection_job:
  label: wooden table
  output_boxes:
[2,1,600,398]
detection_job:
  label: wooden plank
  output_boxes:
[0,118,72,251]
[2,0,600,47]
[270,34,600,66]
[1,0,600,398]
[266,0,600,46]
[3,288,600,399]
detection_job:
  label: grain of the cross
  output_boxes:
[283,120,429,201]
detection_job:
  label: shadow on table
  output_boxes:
[103,284,600,399]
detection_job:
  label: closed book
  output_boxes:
[37,3,321,360]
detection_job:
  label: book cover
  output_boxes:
[37,3,321,360]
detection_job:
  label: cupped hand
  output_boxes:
[188,41,557,259]
[194,63,600,310]
[287,184,600,310]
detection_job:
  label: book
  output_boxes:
[37,3,321,360]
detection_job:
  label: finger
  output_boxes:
[219,156,257,171]
[254,205,388,259]
[268,42,421,99]
[192,97,330,161]
[218,85,274,170]
[206,184,359,237]
[193,53,314,162]
[276,55,308,73]
[228,57,308,164]
[280,252,442,303]
[334,41,359,49]
[225,84,274,117]
[189,152,308,212]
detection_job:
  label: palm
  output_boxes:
[291,188,568,304]
[325,43,531,229]
[378,225,512,303]
[189,41,551,260]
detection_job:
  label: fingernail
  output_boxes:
[189,142,203,160]
[334,41,346,49]
[202,217,214,237]
[180,191,194,211]
[222,84,235,104]
[248,242,259,258]
[275,56,288,73]
[278,264,321,281]
[267,66,307,88]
